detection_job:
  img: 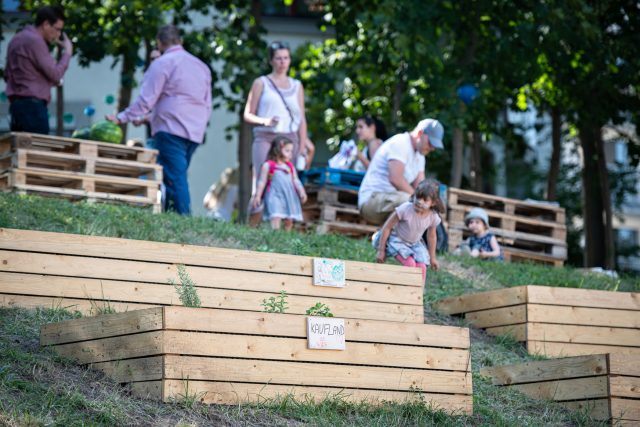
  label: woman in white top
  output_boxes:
[353,114,387,171]
[244,41,315,224]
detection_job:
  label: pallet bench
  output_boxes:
[434,285,640,357]
[447,188,567,266]
[0,133,161,212]
[481,354,640,425]
[40,306,472,413]
[0,228,424,323]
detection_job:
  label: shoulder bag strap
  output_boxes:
[266,76,295,133]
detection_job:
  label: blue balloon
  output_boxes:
[83,105,96,117]
[457,84,479,105]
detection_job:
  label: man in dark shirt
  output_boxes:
[5,6,73,134]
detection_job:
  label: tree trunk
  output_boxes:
[237,113,252,223]
[470,131,483,192]
[117,53,136,143]
[391,63,406,132]
[579,124,614,268]
[450,127,464,188]
[546,106,562,201]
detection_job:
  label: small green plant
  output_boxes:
[305,302,333,317]
[169,264,201,308]
[261,290,288,313]
[172,376,207,410]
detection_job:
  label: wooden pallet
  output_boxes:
[41,306,473,412]
[481,354,640,425]
[306,185,360,207]
[0,132,157,163]
[0,228,425,323]
[0,133,161,211]
[446,188,567,266]
[434,285,640,358]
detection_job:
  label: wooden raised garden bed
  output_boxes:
[41,306,473,413]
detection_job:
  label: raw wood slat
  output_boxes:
[433,287,527,314]
[527,304,640,328]
[0,250,421,305]
[611,398,640,421]
[559,399,610,421]
[527,341,640,358]
[526,323,640,347]
[526,286,640,311]
[610,377,640,399]
[90,356,164,382]
[0,293,155,315]
[0,228,421,286]
[465,305,527,328]
[0,272,422,323]
[609,353,640,376]
[512,376,608,401]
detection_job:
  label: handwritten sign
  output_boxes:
[307,316,346,350]
[312,258,346,288]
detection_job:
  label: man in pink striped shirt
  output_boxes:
[108,25,212,215]
[5,6,73,134]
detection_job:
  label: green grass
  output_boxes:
[0,193,626,426]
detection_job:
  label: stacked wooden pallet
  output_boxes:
[0,132,162,212]
[41,306,473,411]
[447,188,567,266]
[300,168,376,237]
[434,285,640,358]
[481,354,640,425]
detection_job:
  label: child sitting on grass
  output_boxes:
[372,179,445,281]
[456,207,503,260]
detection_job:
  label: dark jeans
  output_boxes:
[154,131,199,215]
[9,98,49,134]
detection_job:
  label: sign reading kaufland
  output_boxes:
[306,316,346,350]
[312,258,346,288]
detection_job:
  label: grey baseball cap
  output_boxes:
[419,118,444,149]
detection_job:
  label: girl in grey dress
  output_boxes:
[252,136,308,230]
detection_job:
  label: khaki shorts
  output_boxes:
[360,191,411,225]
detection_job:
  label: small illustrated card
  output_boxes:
[307,316,346,350]
[312,258,346,288]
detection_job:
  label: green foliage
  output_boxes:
[169,265,202,308]
[261,290,288,313]
[305,302,333,317]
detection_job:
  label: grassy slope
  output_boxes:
[0,193,627,426]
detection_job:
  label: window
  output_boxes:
[262,0,326,18]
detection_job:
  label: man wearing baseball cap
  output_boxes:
[358,118,444,225]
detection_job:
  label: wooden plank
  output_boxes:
[512,376,608,401]
[528,304,640,328]
[527,285,640,311]
[0,251,421,306]
[52,331,164,364]
[609,353,640,377]
[448,203,566,233]
[484,324,527,342]
[433,286,527,315]
[447,187,565,216]
[90,356,163,383]
[129,381,164,401]
[0,293,156,315]
[610,376,640,399]
[464,305,527,328]
[40,307,164,346]
[527,323,640,347]
[559,399,610,421]
[163,355,471,393]
[502,247,565,266]
[159,379,473,412]
[0,228,422,286]
[9,183,158,205]
[480,355,608,385]
[448,223,566,247]
[163,307,470,349]
[162,331,471,373]
[527,341,640,358]
[610,398,640,422]
[0,272,423,322]
[12,166,159,189]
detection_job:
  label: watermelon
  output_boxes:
[90,121,123,144]
[71,127,91,140]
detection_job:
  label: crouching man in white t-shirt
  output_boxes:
[358,118,444,225]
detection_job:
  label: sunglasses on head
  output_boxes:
[270,41,290,50]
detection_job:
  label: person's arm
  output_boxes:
[243,78,278,127]
[355,149,370,168]
[426,225,439,271]
[388,160,414,194]
[252,162,270,208]
[376,212,400,263]
[292,169,307,204]
[368,139,382,159]
[480,235,502,259]
[110,63,167,124]
[297,83,315,165]
[411,170,426,189]
[33,33,72,85]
